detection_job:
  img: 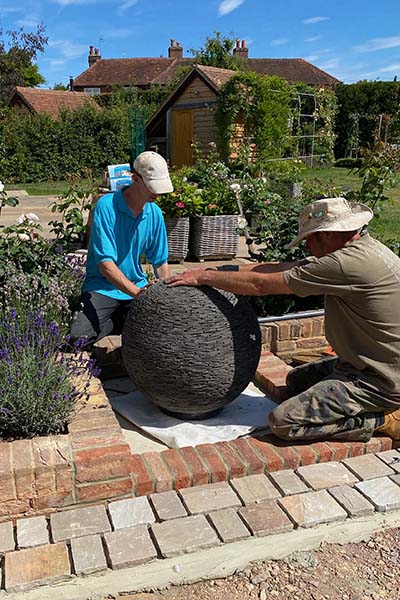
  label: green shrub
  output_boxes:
[334,157,362,168]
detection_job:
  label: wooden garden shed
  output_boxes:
[146,64,234,168]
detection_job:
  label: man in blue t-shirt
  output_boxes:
[70,151,173,347]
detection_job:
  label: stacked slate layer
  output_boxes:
[122,282,261,418]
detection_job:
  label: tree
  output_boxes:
[0,23,48,104]
[53,83,69,91]
[190,31,246,71]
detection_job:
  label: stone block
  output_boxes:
[4,543,70,592]
[150,491,188,521]
[328,485,375,518]
[151,514,219,558]
[376,449,400,473]
[343,454,395,480]
[208,508,251,543]
[269,469,309,496]
[297,461,358,490]
[70,534,107,575]
[355,477,400,512]
[108,496,155,530]
[279,490,347,528]
[50,505,111,542]
[0,521,15,554]
[17,516,49,548]
[179,482,241,514]
[104,526,157,569]
[239,501,293,536]
[230,474,281,505]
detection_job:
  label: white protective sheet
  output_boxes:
[110,386,277,449]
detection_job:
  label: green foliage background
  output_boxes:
[335,81,400,158]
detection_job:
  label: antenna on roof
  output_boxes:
[99,35,104,55]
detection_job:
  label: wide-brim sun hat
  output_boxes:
[285,197,374,249]
[133,151,173,194]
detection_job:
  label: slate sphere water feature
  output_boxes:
[122,281,261,419]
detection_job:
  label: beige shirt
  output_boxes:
[284,234,400,401]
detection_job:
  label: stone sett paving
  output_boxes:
[2,449,400,593]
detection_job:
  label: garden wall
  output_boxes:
[260,315,326,359]
[0,316,391,524]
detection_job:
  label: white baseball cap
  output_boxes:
[133,151,173,194]
[286,197,373,249]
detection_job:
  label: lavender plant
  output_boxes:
[0,254,85,335]
[0,310,99,439]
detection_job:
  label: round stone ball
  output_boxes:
[122,281,261,419]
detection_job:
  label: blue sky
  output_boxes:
[1,0,400,87]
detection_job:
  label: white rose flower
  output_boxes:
[25,212,40,223]
[18,233,30,241]
[230,183,241,192]
[16,213,26,225]
[238,216,248,229]
[0,181,4,193]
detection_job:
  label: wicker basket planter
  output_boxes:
[164,217,190,263]
[190,215,239,261]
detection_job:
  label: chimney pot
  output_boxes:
[170,38,175,46]
[236,39,240,48]
[168,38,183,59]
[89,45,94,55]
[241,39,246,48]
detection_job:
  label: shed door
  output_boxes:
[171,109,194,168]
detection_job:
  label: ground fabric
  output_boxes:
[110,387,277,449]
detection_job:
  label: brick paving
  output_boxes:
[1,449,400,592]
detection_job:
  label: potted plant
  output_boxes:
[156,173,203,263]
[186,160,239,261]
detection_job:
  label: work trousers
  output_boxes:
[268,357,388,442]
[70,291,134,348]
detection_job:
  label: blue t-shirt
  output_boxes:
[82,191,168,300]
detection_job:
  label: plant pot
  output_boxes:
[190,215,239,261]
[164,217,190,263]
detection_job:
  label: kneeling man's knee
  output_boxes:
[268,405,292,441]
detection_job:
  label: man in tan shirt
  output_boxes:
[167,197,400,444]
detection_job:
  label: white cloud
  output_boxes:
[218,0,245,16]
[305,35,322,42]
[52,0,97,6]
[302,16,329,25]
[1,6,22,13]
[106,28,132,39]
[354,37,400,52]
[49,40,87,59]
[16,16,41,27]
[117,0,138,16]
[271,38,288,47]
[318,58,339,70]
[377,63,400,73]
[305,55,319,62]
[49,59,66,68]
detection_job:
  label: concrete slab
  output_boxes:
[208,508,251,543]
[239,501,293,537]
[279,490,347,528]
[149,491,188,521]
[269,469,309,496]
[296,461,358,490]
[50,505,111,542]
[179,482,241,514]
[328,485,375,518]
[343,454,396,480]
[104,526,157,569]
[70,534,107,575]
[16,516,49,549]
[355,476,400,512]
[376,449,400,473]
[108,497,155,530]
[230,474,281,504]
[151,514,220,557]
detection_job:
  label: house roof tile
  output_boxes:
[10,87,97,117]
[73,56,339,89]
